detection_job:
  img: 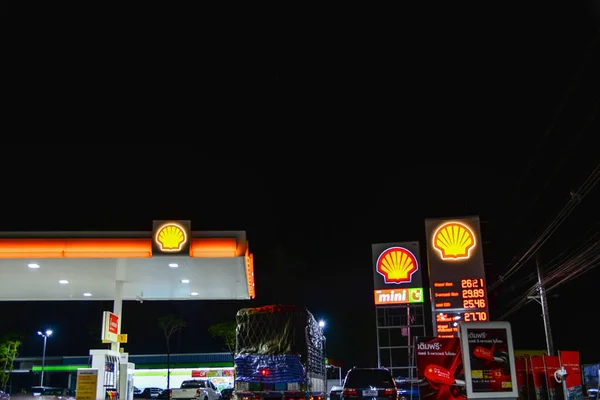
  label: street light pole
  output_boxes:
[318,320,326,394]
[41,335,47,386]
[37,330,53,387]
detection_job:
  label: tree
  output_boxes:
[158,315,186,391]
[208,321,236,358]
[0,335,22,392]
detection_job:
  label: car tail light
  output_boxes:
[197,389,201,395]
[343,389,357,396]
[384,389,395,396]
[169,390,172,400]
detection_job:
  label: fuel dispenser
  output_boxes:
[89,350,120,400]
[88,349,135,400]
[119,353,135,400]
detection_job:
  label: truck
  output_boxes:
[170,379,222,400]
[234,305,327,400]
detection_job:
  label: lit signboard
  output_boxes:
[372,241,423,305]
[152,220,191,255]
[424,216,490,337]
[434,310,490,338]
[374,288,424,305]
[458,321,519,399]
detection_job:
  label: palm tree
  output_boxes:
[158,315,186,390]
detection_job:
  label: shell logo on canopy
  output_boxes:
[376,247,418,284]
[432,221,476,260]
[155,223,188,252]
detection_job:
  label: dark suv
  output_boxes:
[341,368,398,400]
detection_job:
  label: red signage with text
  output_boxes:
[109,313,119,334]
[559,351,583,400]
[415,337,465,400]
[544,355,565,400]
[531,356,548,400]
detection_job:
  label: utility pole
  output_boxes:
[536,253,555,356]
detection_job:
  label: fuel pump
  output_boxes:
[89,350,120,400]
[119,352,135,400]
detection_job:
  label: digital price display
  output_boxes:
[432,278,488,310]
[434,310,490,338]
[425,217,491,338]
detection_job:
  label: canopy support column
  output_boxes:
[111,260,126,353]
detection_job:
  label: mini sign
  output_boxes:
[373,288,424,305]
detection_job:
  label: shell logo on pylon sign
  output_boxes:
[155,223,188,252]
[432,221,476,260]
[376,247,418,284]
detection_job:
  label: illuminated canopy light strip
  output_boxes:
[431,221,477,261]
[245,250,256,299]
[190,238,239,258]
[0,238,152,258]
[0,237,243,258]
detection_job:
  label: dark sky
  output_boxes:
[3,2,600,369]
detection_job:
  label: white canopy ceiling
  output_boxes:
[0,230,252,301]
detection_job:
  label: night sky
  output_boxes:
[3,2,600,370]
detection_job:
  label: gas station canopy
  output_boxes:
[0,221,255,301]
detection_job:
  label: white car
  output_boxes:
[171,380,221,400]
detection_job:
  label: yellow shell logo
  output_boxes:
[155,223,187,252]
[433,222,475,260]
[376,247,418,284]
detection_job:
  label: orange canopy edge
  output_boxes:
[0,238,152,258]
[0,237,243,259]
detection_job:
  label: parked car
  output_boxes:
[156,390,171,399]
[29,387,55,396]
[395,379,419,400]
[171,380,221,400]
[0,389,10,400]
[341,368,398,400]
[38,388,76,400]
[330,385,343,400]
[136,388,163,399]
[220,388,233,400]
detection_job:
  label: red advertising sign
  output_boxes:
[101,311,120,342]
[459,322,519,399]
[109,313,119,334]
[515,357,528,400]
[559,351,584,400]
[544,355,565,400]
[191,370,206,378]
[526,356,536,400]
[531,356,548,400]
[415,337,465,400]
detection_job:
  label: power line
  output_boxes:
[490,163,600,291]
[512,28,600,199]
[496,227,600,316]
[496,237,600,319]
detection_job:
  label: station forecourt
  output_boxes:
[0,220,256,397]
